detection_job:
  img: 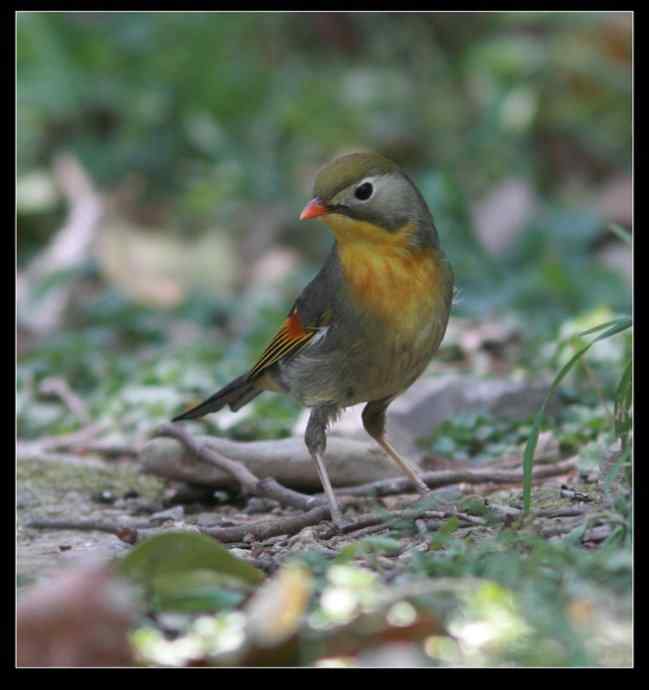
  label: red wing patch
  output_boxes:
[248,308,317,379]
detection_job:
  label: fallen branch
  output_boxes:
[140,432,398,490]
[142,429,576,497]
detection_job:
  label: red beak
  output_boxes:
[299,197,328,221]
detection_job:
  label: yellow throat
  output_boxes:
[325,215,446,332]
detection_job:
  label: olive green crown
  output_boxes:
[313,152,399,201]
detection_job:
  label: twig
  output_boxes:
[25,512,335,547]
[25,518,149,534]
[18,424,137,463]
[25,519,115,534]
[333,457,578,499]
[254,478,314,510]
[17,448,108,467]
[17,420,141,459]
[319,507,484,540]
[38,376,90,424]
[534,506,589,519]
[154,423,259,489]
[200,504,334,543]
[74,441,138,458]
[152,423,313,510]
[488,504,590,520]
[336,523,393,540]
[17,424,105,454]
[16,424,129,468]
[23,518,205,545]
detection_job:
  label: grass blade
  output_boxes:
[614,359,633,442]
[522,319,632,513]
[572,316,632,340]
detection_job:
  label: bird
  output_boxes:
[173,152,454,529]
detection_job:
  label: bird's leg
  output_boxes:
[305,404,347,529]
[312,451,345,526]
[362,397,429,495]
[373,434,429,495]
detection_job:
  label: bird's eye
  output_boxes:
[354,182,373,201]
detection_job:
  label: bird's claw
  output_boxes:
[331,515,352,533]
[327,504,351,532]
[414,478,430,496]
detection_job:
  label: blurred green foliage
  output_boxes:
[17,11,632,438]
[408,527,631,666]
[18,12,631,197]
[19,12,631,273]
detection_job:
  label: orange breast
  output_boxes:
[324,215,450,339]
[337,242,444,333]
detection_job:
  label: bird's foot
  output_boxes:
[305,497,350,532]
[327,502,351,532]
[331,513,352,533]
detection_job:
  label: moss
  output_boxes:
[17,457,164,502]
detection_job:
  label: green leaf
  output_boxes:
[151,571,246,613]
[522,318,632,513]
[571,316,632,340]
[429,516,461,549]
[359,536,403,555]
[335,535,402,561]
[438,515,461,535]
[118,531,265,589]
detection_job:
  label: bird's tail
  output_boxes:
[172,374,261,421]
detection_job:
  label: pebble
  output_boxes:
[149,505,185,525]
